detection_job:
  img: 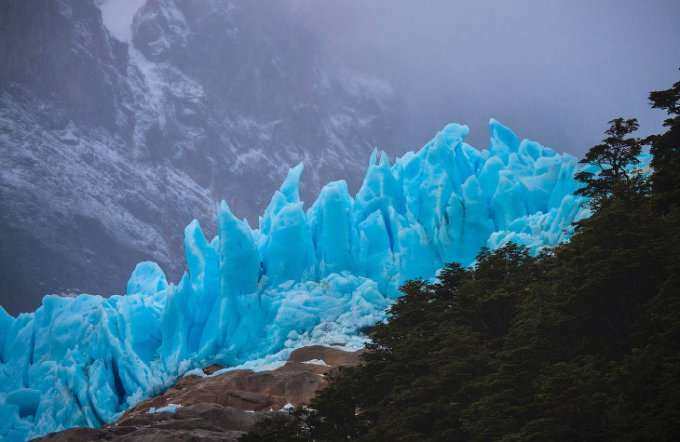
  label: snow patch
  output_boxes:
[301,359,329,367]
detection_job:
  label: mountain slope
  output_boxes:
[0,0,406,315]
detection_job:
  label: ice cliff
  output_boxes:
[0,121,589,440]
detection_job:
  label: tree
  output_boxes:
[575,118,643,205]
[238,414,310,442]
[646,75,680,211]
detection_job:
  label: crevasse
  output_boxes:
[0,120,589,441]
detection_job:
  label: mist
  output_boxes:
[1,0,678,316]
[294,0,680,154]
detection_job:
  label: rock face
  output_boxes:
[30,345,362,442]
[0,0,407,315]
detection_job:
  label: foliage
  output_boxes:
[646,72,680,211]
[239,413,310,442]
[575,118,644,205]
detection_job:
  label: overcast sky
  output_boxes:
[297,0,680,155]
[102,0,680,156]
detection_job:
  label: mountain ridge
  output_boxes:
[0,0,407,315]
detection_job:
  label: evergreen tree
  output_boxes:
[646,74,680,211]
[575,118,643,205]
[239,414,310,442]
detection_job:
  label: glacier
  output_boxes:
[0,120,590,441]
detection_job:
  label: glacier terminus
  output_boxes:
[0,120,593,440]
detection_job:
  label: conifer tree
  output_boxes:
[646,75,680,211]
[575,118,643,205]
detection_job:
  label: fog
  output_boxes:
[1,0,678,315]
[295,0,680,154]
[100,0,680,154]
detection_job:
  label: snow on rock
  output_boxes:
[0,121,589,441]
[301,359,329,367]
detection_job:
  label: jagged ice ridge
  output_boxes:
[0,120,590,440]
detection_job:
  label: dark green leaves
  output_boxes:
[646,74,680,212]
[575,118,643,206]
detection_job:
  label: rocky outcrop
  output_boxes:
[31,345,362,441]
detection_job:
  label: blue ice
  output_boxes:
[0,121,598,440]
